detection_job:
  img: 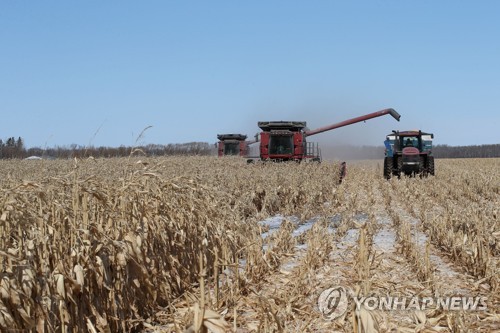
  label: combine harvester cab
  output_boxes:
[256,108,401,163]
[384,130,435,179]
[217,134,249,157]
[256,121,321,162]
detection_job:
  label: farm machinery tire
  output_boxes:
[384,157,393,180]
[427,156,435,176]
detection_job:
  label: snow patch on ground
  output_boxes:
[373,227,397,252]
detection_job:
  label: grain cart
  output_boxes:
[254,108,400,162]
[383,130,435,179]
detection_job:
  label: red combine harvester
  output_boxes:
[252,108,400,162]
[217,134,257,157]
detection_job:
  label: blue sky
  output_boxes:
[1,1,499,148]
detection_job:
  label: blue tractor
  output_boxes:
[384,130,435,179]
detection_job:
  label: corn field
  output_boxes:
[0,157,498,332]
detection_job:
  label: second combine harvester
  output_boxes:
[250,108,401,162]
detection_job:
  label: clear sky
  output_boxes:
[1,1,499,148]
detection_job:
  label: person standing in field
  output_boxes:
[339,162,347,184]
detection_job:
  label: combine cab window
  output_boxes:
[269,135,293,155]
[224,142,240,155]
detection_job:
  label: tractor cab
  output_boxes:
[385,131,433,155]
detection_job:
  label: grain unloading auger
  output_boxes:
[248,108,401,182]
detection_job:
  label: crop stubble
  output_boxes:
[0,157,498,332]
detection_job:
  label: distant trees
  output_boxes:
[19,141,215,159]
[433,144,500,158]
[322,144,500,160]
[0,137,25,158]
[0,136,497,160]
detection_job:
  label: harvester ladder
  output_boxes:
[304,142,322,160]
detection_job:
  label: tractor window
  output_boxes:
[269,135,293,155]
[401,137,419,148]
[224,142,240,155]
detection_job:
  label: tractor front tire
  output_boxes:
[395,156,403,178]
[428,156,435,176]
[419,156,426,177]
[383,157,393,180]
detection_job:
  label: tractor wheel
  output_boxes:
[395,156,403,178]
[383,157,393,179]
[419,156,426,177]
[428,156,435,176]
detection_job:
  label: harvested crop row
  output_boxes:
[0,157,498,332]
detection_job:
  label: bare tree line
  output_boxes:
[0,137,25,158]
[0,139,214,159]
[322,144,500,160]
[1,137,498,159]
[432,144,500,158]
